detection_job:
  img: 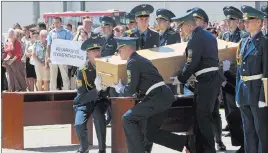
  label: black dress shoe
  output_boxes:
[216,141,226,151]
[236,146,245,153]
[98,150,106,153]
[222,125,229,131]
[224,132,231,137]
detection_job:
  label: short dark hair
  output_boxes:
[32,31,40,35]
[54,17,62,22]
[38,22,47,30]
[67,23,72,29]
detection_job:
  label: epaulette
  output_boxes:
[126,29,134,35]
[236,40,243,65]
[149,28,158,33]
[79,65,87,70]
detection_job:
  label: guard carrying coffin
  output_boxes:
[111,37,187,153]
[171,10,225,153]
[73,37,109,153]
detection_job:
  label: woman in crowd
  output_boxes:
[24,29,38,91]
[2,28,27,91]
[32,30,50,91]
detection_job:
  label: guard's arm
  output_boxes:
[120,59,140,97]
[259,36,268,103]
[235,41,242,103]
[177,36,202,83]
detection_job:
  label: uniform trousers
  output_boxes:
[74,99,109,152]
[122,85,187,153]
[240,105,268,153]
[193,72,222,153]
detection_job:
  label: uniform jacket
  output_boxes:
[119,52,164,97]
[101,34,117,57]
[235,32,268,106]
[123,28,160,50]
[159,28,181,46]
[221,27,248,43]
[177,27,221,83]
[74,62,98,105]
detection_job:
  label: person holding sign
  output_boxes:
[171,10,225,153]
[73,37,108,153]
[112,37,187,153]
[235,5,268,153]
[45,17,73,91]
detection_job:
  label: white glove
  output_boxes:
[258,101,267,108]
[170,76,181,85]
[113,79,124,93]
[94,75,106,91]
[222,60,231,72]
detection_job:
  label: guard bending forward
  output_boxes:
[112,37,187,153]
[73,37,109,153]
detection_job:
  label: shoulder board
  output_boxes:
[79,65,87,70]
[149,28,158,33]
[126,29,133,34]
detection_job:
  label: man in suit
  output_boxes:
[236,5,268,153]
[123,4,160,50]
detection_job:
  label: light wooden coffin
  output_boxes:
[96,40,238,86]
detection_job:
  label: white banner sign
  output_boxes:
[50,39,86,67]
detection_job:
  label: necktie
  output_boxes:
[141,33,145,48]
[244,39,251,55]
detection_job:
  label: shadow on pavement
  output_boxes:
[24,145,111,152]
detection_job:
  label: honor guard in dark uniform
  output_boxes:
[221,6,248,43]
[236,5,268,153]
[99,16,118,57]
[187,7,209,29]
[185,7,227,151]
[125,13,137,30]
[155,8,181,46]
[74,37,109,153]
[112,37,187,153]
[261,5,268,36]
[171,11,225,153]
[99,16,118,124]
[155,8,181,95]
[123,4,160,153]
[123,4,160,50]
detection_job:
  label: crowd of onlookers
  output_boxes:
[1,16,241,92]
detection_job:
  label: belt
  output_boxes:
[145,81,165,95]
[195,67,219,77]
[240,74,263,82]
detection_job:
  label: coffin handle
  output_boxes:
[97,71,113,77]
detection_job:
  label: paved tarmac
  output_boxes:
[2,110,240,153]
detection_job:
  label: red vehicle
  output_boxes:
[43,10,127,30]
